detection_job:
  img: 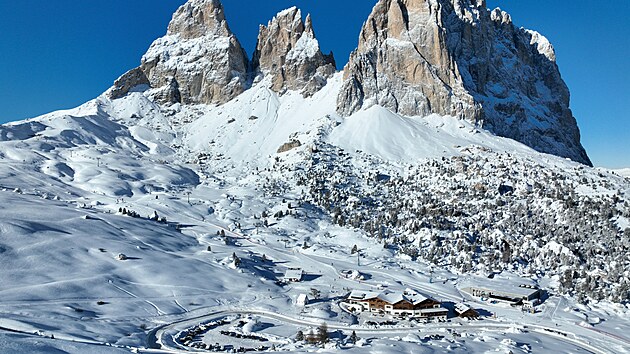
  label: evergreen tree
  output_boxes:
[317,323,329,343]
[295,330,304,341]
[232,252,241,267]
[349,330,358,344]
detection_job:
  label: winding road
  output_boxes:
[142,306,611,354]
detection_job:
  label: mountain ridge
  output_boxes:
[107,0,591,166]
[0,1,628,351]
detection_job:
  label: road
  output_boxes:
[140,215,627,354]
[1,189,623,354]
[142,306,610,354]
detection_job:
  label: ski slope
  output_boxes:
[0,72,628,353]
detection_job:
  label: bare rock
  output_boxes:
[145,77,182,105]
[166,0,231,39]
[107,67,150,100]
[277,139,302,153]
[110,0,249,106]
[252,7,336,97]
[337,0,591,165]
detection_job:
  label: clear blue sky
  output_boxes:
[0,1,627,168]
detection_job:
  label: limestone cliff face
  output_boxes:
[109,0,249,105]
[107,0,590,165]
[252,7,336,97]
[109,2,336,103]
[337,0,591,165]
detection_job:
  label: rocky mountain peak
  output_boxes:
[108,0,249,106]
[166,0,230,39]
[252,7,336,97]
[108,1,336,104]
[337,0,591,165]
[304,13,314,34]
[106,0,589,165]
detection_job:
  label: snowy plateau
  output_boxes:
[1,0,629,353]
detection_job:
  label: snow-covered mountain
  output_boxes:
[337,0,590,166]
[110,0,590,167]
[0,0,628,352]
[109,0,249,105]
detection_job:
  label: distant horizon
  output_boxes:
[0,0,628,168]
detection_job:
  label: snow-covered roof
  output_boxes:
[284,268,304,280]
[349,288,436,305]
[379,288,434,305]
[296,293,309,305]
[469,283,540,298]
[454,303,472,314]
[348,290,381,301]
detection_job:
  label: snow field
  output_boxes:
[0,71,628,353]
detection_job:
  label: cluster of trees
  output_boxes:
[295,323,329,344]
[116,207,167,224]
[295,326,359,346]
[284,144,629,303]
[118,207,140,217]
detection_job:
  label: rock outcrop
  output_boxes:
[252,7,336,97]
[109,0,249,105]
[337,0,591,165]
[109,2,336,102]
[277,139,302,153]
[108,67,150,100]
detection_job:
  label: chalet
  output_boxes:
[454,303,479,318]
[295,294,309,307]
[346,288,448,320]
[464,284,541,306]
[283,268,304,283]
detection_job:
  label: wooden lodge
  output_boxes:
[346,288,448,320]
[454,303,479,318]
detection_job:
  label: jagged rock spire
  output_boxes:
[166,0,230,39]
[252,7,336,97]
[109,1,337,103]
[109,0,249,105]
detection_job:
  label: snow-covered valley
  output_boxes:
[0,72,628,353]
[1,0,629,352]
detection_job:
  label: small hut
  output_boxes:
[454,303,479,318]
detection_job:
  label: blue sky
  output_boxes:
[0,1,627,167]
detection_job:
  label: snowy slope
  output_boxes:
[0,52,629,354]
[1,0,628,351]
[329,105,538,163]
[182,74,342,166]
[613,168,630,178]
[175,73,552,170]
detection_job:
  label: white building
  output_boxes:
[464,283,541,306]
[295,293,309,307]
